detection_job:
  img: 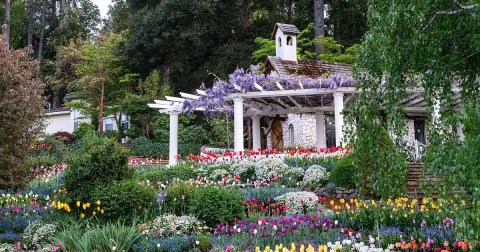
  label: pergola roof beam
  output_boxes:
[226,87,356,100]
[165,96,185,102]
[180,92,200,100]
[196,89,207,95]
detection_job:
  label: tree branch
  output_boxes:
[436,1,479,15]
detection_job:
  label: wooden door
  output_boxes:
[271,119,284,150]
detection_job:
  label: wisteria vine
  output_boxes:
[182,65,357,115]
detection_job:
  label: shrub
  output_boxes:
[189,186,243,227]
[355,127,408,198]
[73,123,96,139]
[93,180,156,222]
[208,169,229,181]
[329,154,356,189]
[0,243,16,252]
[130,136,201,158]
[254,158,289,181]
[302,165,329,189]
[64,135,133,202]
[0,37,45,190]
[240,187,299,202]
[53,131,77,145]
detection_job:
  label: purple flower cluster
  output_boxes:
[213,214,339,239]
[182,65,357,115]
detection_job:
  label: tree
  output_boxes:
[349,0,480,239]
[313,0,324,53]
[0,30,45,189]
[62,33,126,134]
[3,0,10,46]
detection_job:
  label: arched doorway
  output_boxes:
[271,119,284,150]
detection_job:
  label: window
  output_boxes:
[278,37,282,47]
[121,116,130,131]
[105,117,114,131]
[286,36,293,46]
[289,124,294,146]
[414,120,426,144]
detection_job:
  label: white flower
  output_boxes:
[387,244,394,250]
[253,229,258,234]
[112,246,116,251]
[157,243,160,248]
[327,242,333,248]
[369,236,375,243]
[273,225,277,230]
[334,220,338,225]
[274,191,318,214]
[258,220,262,225]
[195,241,199,245]
[237,228,241,233]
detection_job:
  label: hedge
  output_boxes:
[130,137,202,158]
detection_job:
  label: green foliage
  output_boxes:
[53,220,142,252]
[355,127,407,198]
[64,134,133,202]
[73,123,96,139]
[329,154,356,189]
[130,136,202,158]
[162,182,196,216]
[121,94,158,139]
[189,186,243,227]
[426,104,480,239]
[252,22,360,65]
[93,179,156,222]
[139,165,199,183]
[252,37,275,64]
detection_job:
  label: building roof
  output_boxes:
[265,56,352,79]
[272,23,301,38]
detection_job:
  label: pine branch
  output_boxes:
[436,1,479,15]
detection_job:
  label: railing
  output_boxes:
[403,139,426,162]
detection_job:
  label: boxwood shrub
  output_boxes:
[130,137,201,158]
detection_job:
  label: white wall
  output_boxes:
[45,112,73,134]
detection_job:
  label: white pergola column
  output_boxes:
[334,92,344,147]
[251,115,261,151]
[233,97,244,152]
[168,111,179,166]
[315,111,326,149]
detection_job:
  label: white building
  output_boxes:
[44,107,129,135]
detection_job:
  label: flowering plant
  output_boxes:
[274,191,320,214]
[302,165,329,188]
[139,214,206,238]
[255,158,289,181]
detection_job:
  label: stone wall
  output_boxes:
[265,113,318,149]
[315,187,358,199]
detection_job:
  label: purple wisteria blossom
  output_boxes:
[182,65,357,115]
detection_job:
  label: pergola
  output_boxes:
[148,73,460,165]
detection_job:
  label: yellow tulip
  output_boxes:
[330,200,335,206]
[93,211,96,216]
[81,213,85,219]
[97,206,101,211]
[76,201,81,207]
[300,244,305,252]
[96,200,101,205]
[339,199,345,204]
[101,209,104,214]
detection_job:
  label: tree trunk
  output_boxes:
[314,0,325,54]
[4,0,11,46]
[98,78,105,134]
[240,0,249,34]
[52,0,67,108]
[27,0,33,48]
[38,0,47,59]
[287,0,293,22]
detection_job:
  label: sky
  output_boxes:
[92,0,112,19]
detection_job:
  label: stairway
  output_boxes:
[407,163,441,198]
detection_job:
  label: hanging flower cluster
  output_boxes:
[182,65,357,115]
